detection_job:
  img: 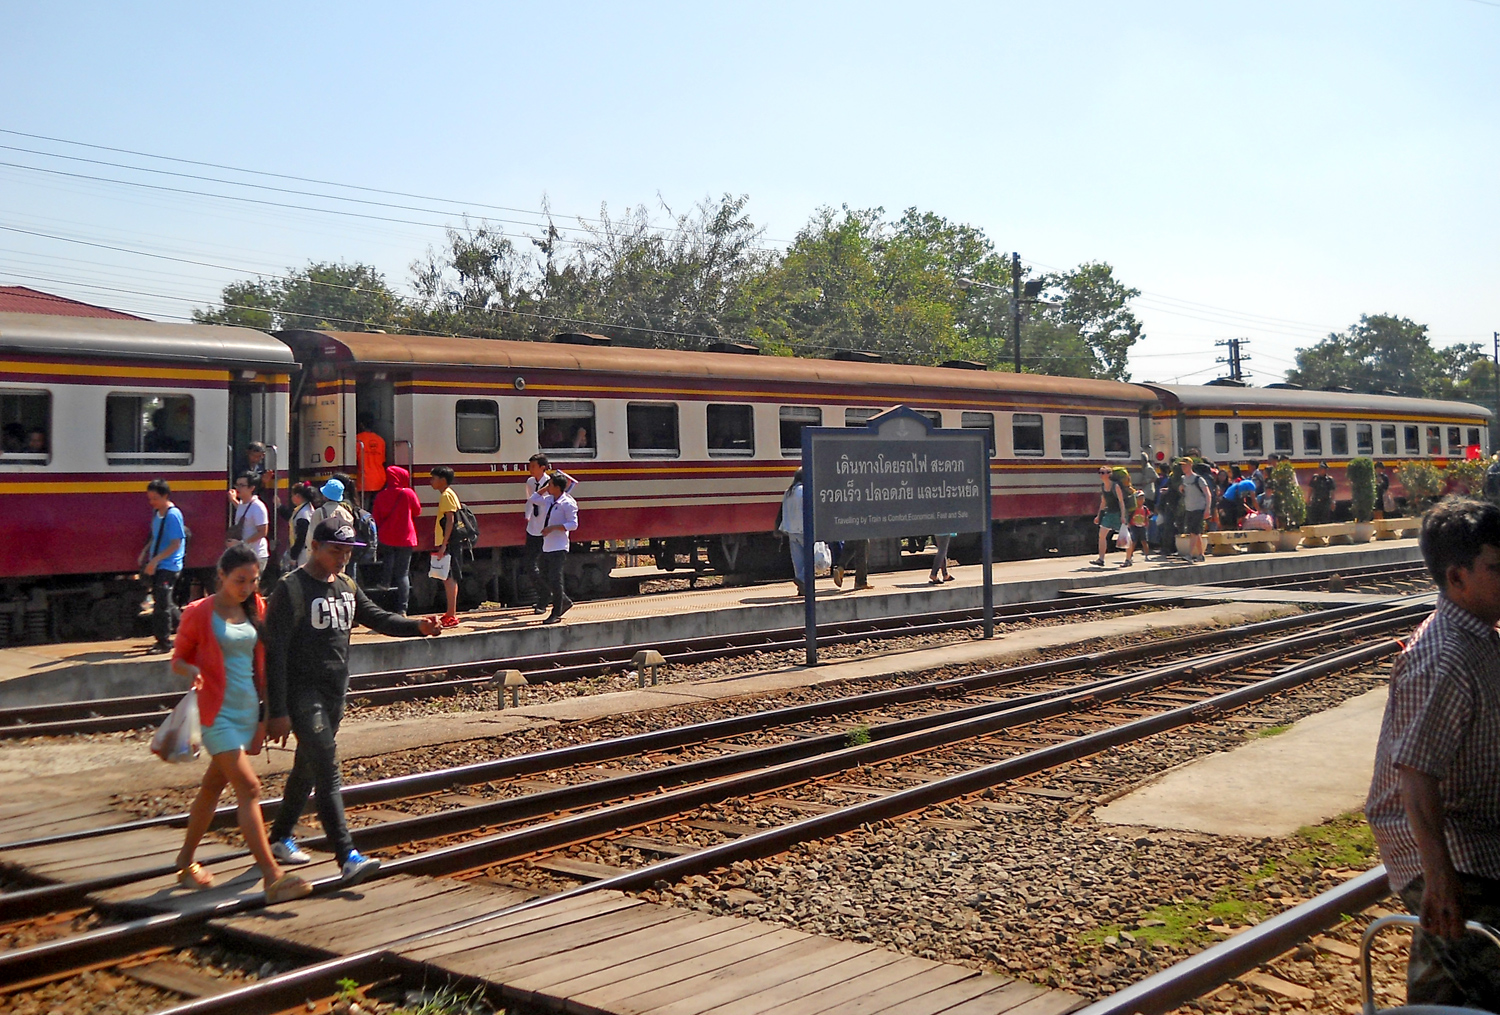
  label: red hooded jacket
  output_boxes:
[371,465,422,548]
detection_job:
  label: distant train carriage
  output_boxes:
[0,313,292,642]
[1143,383,1492,508]
[278,330,1158,606]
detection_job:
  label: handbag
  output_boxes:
[150,690,202,763]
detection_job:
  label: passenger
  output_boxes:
[1366,498,1500,1009]
[538,472,579,624]
[1150,464,1175,558]
[1377,462,1395,517]
[311,478,354,530]
[168,544,311,904]
[1223,473,1258,529]
[372,466,421,615]
[833,539,871,590]
[1307,461,1336,525]
[141,479,186,654]
[230,472,271,571]
[1119,471,1148,568]
[428,466,463,627]
[355,414,386,508]
[236,442,270,493]
[777,469,811,595]
[525,455,577,614]
[283,483,315,572]
[1250,460,1268,493]
[1091,466,1128,567]
[928,533,954,584]
[1178,458,1213,563]
[264,520,441,884]
[25,427,47,455]
[571,426,591,450]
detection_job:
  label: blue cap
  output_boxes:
[320,479,344,502]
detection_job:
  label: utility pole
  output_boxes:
[1492,331,1499,451]
[1216,337,1251,383]
[1010,251,1023,374]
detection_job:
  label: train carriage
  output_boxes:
[0,313,293,642]
[279,330,1158,605]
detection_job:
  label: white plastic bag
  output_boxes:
[813,541,832,575]
[1116,526,1133,550]
[151,690,201,763]
[428,553,452,581]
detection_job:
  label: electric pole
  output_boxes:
[1492,331,1498,451]
[1010,251,1022,374]
[1216,337,1251,383]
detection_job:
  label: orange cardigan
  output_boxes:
[171,594,267,727]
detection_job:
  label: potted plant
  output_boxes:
[1396,460,1444,515]
[1269,459,1305,551]
[1348,457,1376,542]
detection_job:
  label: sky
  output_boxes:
[3,0,1497,384]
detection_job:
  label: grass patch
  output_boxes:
[1288,811,1377,870]
[1253,723,1292,738]
[846,725,872,747]
[1080,896,1269,948]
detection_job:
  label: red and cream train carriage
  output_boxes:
[0,312,292,641]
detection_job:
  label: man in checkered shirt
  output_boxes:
[1367,497,1500,1008]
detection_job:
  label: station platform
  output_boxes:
[0,538,1423,708]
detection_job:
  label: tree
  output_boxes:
[1038,262,1142,381]
[194,261,402,332]
[1285,315,1483,400]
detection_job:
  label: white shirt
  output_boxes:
[540,492,578,553]
[525,473,577,537]
[778,483,804,537]
[235,495,270,560]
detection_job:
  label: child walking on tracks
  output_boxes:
[169,544,311,903]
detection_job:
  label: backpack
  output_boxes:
[450,504,480,548]
[351,508,379,564]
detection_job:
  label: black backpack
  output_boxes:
[451,505,480,548]
[351,508,379,564]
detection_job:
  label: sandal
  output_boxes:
[176,862,214,890]
[265,872,312,904]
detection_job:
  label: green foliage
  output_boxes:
[1253,724,1292,738]
[1397,460,1444,514]
[1347,457,1376,522]
[390,985,492,1015]
[1285,314,1485,401]
[1289,812,1378,870]
[194,261,402,332]
[1445,457,1487,498]
[846,725,872,747]
[1269,460,1306,529]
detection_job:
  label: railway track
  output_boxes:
[0,593,1429,1009]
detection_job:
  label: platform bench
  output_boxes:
[1205,529,1280,555]
[1299,522,1356,547]
[1372,517,1420,540]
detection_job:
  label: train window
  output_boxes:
[1427,426,1442,455]
[1213,422,1229,456]
[454,399,500,454]
[1470,427,1483,449]
[626,403,679,458]
[105,394,193,465]
[845,408,879,427]
[1011,413,1044,456]
[1330,424,1349,457]
[780,406,821,456]
[1103,418,1131,457]
[1356,424,1374,456]
[1241,423,1263,456]
[1382,425,1398,455]
[1301,423,1322,456]
[1404,425,1420,454]
[538,399,596,457]
[1060,415,1089,457]
[706,404,754,456]
[1448,427,1462,455]
[961,412,996,457]
[0,390,51,463]
[1273,422,1293,454]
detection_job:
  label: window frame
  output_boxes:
[1273,422,1294,455]
[1380,424,1397,456]
[537,399,598,459]
[1469,427,1483,450]
[1426,426,1442,456]
[1011,412,1044,457]
[105,392,195,466]
[454,398,500,454]
[844,408,879,428]
[625,401,681,459]
[706,403,755,457]
[1059,415,1090,458]
[1103,417,1132,458]
[779,405,822,457]
[1213,422,1230,456]
[1356,423,1374,457]
[1301,422,1323,456]
[1448,426,1463,455]
[1240,422,1264,457]
[0,388,52,465]
[1329,423,1349,457]
[1403,425,1419,455]
[961,411,996,458]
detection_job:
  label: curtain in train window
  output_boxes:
[1330,424,1349,457]
[707,404,754,456]
[1059,415,1089,457]
[626,403,679,457]
[454,399,499,454]
[538,400,596,457]
[1241,422,1263,457]
[1011,413,1044,456]
[105,394,194,465]
[1356,424,1374,456]
[779,406,821,456]
[1213,422,1230,456]
[0,390,50,463]
[1103,418,1131,457]
[1273,422,1293,454]
[962,412,996,457]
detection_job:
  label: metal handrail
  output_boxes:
[1360,913,1500,1015]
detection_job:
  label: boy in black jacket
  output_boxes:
[264,520,441,884]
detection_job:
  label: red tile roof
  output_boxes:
[0,286,146,319]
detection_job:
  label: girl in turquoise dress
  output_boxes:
[170,545,310,904]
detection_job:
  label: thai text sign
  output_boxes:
[806,408,989,542]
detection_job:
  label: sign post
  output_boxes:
[800,406,994,665]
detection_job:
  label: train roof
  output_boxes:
[0,312,295,370]
[1144,383,1492,421]
[282,330,1157,404]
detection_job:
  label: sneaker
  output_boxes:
[271,838,311,865]
[340,850,381,886]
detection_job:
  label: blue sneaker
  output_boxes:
[271,838,311,865]
[340,850,381,886]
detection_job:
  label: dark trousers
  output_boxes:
[1307,498,1333,525]
[268,695,354,864]
[376,545,413,614]
[541,550,569,615]
[523,533,546,607]
[151,570,180,646]
[837,539,869,586]
[1399,874,1500,1009]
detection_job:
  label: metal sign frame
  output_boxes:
[799,405,994,664]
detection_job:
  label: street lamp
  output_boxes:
[957,253,1060,373]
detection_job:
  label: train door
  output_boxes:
[354,375,397,496]
[228,378,286,555]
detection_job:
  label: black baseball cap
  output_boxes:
[312,519,365,546]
